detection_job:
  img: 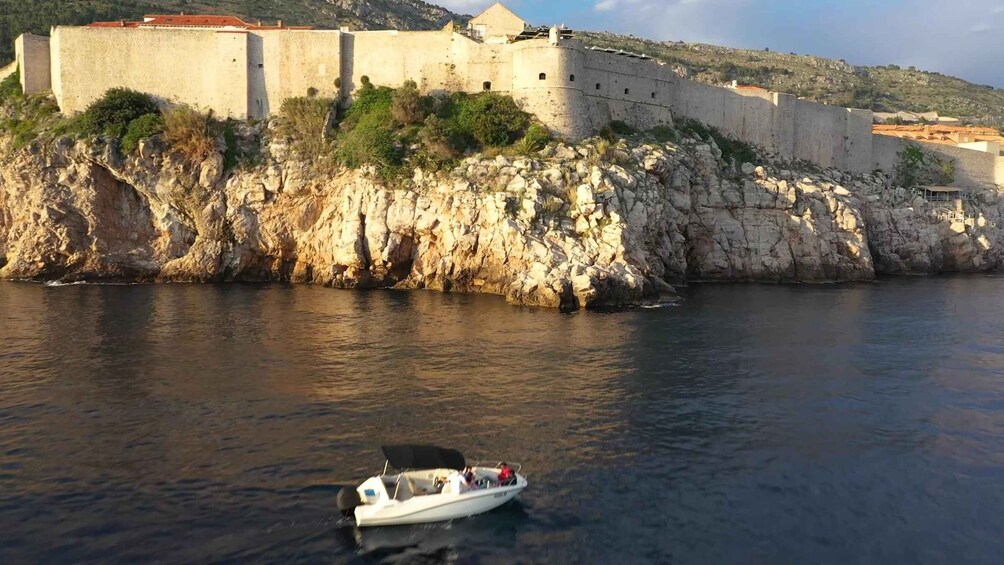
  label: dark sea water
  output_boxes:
[1,278,1003,564]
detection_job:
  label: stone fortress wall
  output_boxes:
[8,2,1004,189]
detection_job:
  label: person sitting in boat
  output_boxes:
[497,462,515,486]
[463,466,476,487]
[443,470,469,494]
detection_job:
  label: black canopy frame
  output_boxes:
[381,445,466,471]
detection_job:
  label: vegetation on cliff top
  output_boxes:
[0,72,772,186]
[0,78,550,180]
[276,79,548,178]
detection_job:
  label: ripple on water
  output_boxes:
[0,279,1003,563]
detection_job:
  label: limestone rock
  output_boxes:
[3,131,1003,310]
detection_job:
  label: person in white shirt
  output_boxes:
[444,470,468,494]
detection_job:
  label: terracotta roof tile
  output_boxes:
[87,14,312,30]
[873,124,1004,147]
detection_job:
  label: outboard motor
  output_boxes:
[337,486,362,518]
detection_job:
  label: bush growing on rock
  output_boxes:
[677,117,758,169]
[417,114,460,166]
[81,88,159,137]
[453,93,529,147]
[514,123,552,154]
[163,105,217,163]
[0,94,62,148]
[279,96,336,158]
[894,143,955,187]
[334,83,401,174]
[607,120,637,137]
[0,70,22,102]
[121,113,164,154]
[390,80,432,125]
[648,125,678,143]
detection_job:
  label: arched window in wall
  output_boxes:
[596,83,601,90]
[539,73,547,80]
[651,92,656,99]
[483,81,492,91]
[569,74,576,82]
[624,88,630,95]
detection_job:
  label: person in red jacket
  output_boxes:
[497,462,515,486]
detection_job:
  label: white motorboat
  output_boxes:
[337,445,527,527]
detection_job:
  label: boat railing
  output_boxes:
[471,460,523,474]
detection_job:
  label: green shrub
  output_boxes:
[223,122,239,170]
[0,94,63,148]
[121,113,164,154]
[894,144,955,187]
[648,125,678,143]
[514,123,551,154]
[81,88,159,136]
[279,96,335,158]
[342,85,394,128]
[608,120,637,136]
[0,69,22,102]
[453,93,529,147]
[678,117,758,166]
[163,105,217,163]
[391,80,432,125]
[418,114,459,161]
[335,111,402,174]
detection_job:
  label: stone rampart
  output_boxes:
[251,30,342,118]
[0,60,16,82]
[51,27,248,116]
[7,23,1002,187]
[15,34,50,95]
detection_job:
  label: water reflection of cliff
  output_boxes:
[0,284,642,489]
[282,288,641,474]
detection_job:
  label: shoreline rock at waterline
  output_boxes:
[2,131,1002,310]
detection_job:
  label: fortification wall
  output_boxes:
[341,30,515,100]
[51,27,249,117]
[511,41,592,139]
[0,60,16,82]
[669,78,782,155]
[579,50,675,133]
[343,30,457,94]
[792,100,849,169]
[29,24,1002,185]
[16,34,51,94]
[250,30,341,118]
[447,35,512,94]
[772,93,796,159]
[873,135,1001,188]
[845,109,874,174]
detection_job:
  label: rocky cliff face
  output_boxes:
[2,129,1002,309]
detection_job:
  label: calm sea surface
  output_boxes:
[1,278,1003,564]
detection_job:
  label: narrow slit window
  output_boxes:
[624,88,630,95]
[596,83,601,90]
[651,92,656,99]
[569,74,575,82]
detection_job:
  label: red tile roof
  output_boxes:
[873,124,1004,147]
[87,14,312,30]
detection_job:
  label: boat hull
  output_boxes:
[354,479,526,527]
